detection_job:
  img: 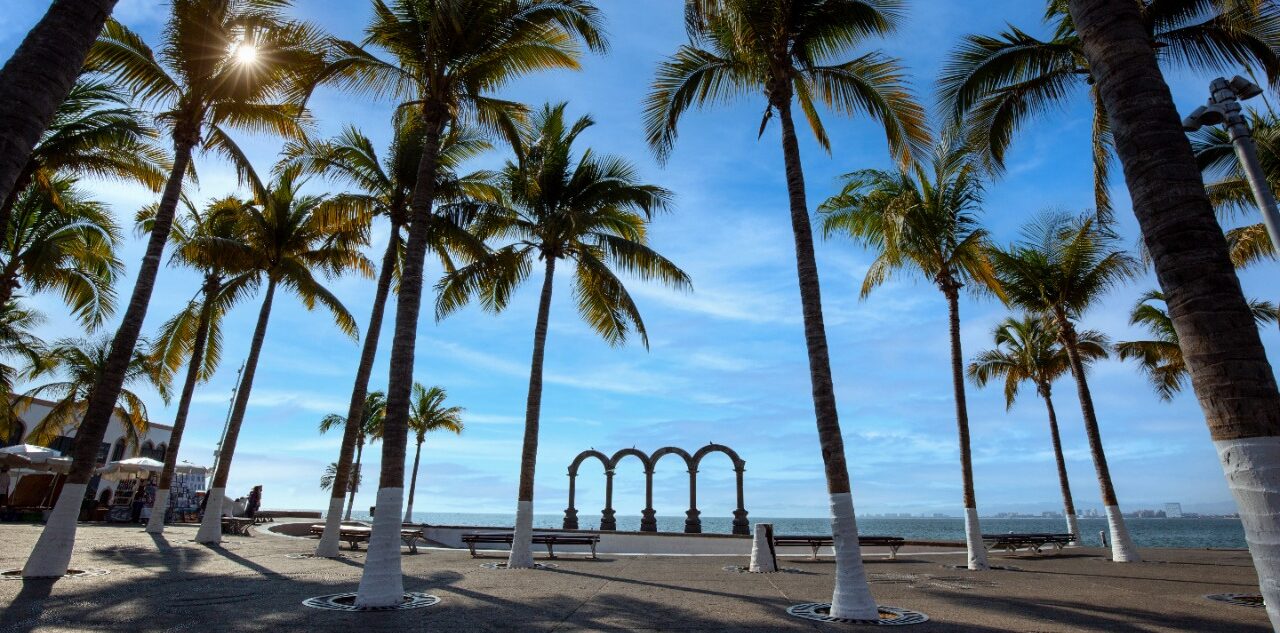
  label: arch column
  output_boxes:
[600,469,617,531]
[563,470,579,529]
[685,468,701,533]
[640,467,657,532]
[731,464,749,535]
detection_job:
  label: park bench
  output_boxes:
[221,517,254,536]
[460,532,600,559]
[307,524,427,553]
[983,533,1075,555]
[773,535,906,560]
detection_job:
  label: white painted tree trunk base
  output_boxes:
[195,488,225,544]
[1104,505,1140,562]
[355,487,405,608]
[22,482,86,577]
[828,492,879,620]
[749,523,777,572]
[964,507,989,570]
[507,500,535,569]
[145,488,170,534]
[315,495,346,558]
[1216,437,1280,630]
[1065,511,1080,546]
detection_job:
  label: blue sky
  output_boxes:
[4,0,1278,520]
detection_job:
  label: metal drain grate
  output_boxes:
[479,562,557,570]
[723,565,802,574]
[302,592,440,612]
[1206,593,1265,608]
[787,603,929,625]
[2,568,109,580]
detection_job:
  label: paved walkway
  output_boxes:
[0,523,1269,632]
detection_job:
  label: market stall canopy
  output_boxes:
[97,457,165,481]
[0,451,31,468]
[0,444,72,473]
[173,464,208,475]
[0,444,60,460]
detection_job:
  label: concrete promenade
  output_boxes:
[0,522,1269,632]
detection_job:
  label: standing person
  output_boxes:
[246,485,261,519]
[0,466,10,507]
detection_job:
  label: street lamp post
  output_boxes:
[1183,75,1280,252]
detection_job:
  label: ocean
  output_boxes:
[353,511,1248,549]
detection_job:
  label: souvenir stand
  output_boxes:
[166,465,209,523]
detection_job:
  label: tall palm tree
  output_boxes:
[316,0,605,606]
[968,315,1109,541]
[284,117,492,557]
[439,102,689,569]
[21,0,322,578]
[143,199,257,534]
[645,0,928,618]
[403,383,464,523]
[1,177,123,328]
[194,165,370,543]
[0,0,118,212]
[1117,290,1279,401]
[818,140,1001,571]
[318,392,387,521]
[19,336,169,451]
[1069,2,1280,617]
[0,78,167,246]
[939,0,1280,215]
[990,212,1142,562]
[0,303,47,440]
[1189,110,1280,266]
[320,461,360,495]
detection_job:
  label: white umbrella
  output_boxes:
[97,457,165,481]
[0,444,61,461]
[0,444,64,471]
[0,452,31,469]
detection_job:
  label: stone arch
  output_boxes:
[110,438,126,462]
[564,450,610,529]
[690,444,749,535]
[609,449,654,531]
[156,443,167,460]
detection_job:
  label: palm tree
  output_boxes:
[0,0,119,211]
[990,212,1142,562]
[21,0,322,578]
[644,0,928,618]
[0,303,47,440]
[1117,290,1279,401]
[1070,2,1280,614]
[194,165,370,544]
[818,140,1001,571]
[143,199,257,534]
[403,383,464,523]
[440,102,689,569]
[316,0,605,606]
[1,177,123,328]
[0,78,167,247]
[320,462,360,495]
[318,392,387,521]
[19,336,169,452]
[939,0,1280,215]
[968,315,1109,541]
[1189,110,1280,266]
[283,116,492,557]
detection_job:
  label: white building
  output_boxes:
[3,395,174,503]
[1164,502,1183,518]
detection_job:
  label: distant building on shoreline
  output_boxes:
[1165,503,1183,518]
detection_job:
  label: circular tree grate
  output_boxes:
[301,592,440,612]
[479,562,557,570]
[284,553,364,560]
[2,568,109,580]
[1206,593,1265,608]
[787,603,929,626]
[723,565,802,574]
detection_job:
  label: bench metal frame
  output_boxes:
[461,533,600,559]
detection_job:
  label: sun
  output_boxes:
[234,43,258,65]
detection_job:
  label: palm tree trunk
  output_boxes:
[1056,314,1139,562]
[509,256,557,569]
[346,439,363,521]
[196,279,277,544]
[318,228,398,556]
[355,105,446,608]
[1069,0,1280,615]
[0,0,117,233]
[1040,387,1079,542]
[22,140,192,578]
[775,96,877,620]
[404,438,423,524]
[146,275,220,534]
[944,286,988,570]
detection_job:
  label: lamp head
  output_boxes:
[1230,75,1264,100]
